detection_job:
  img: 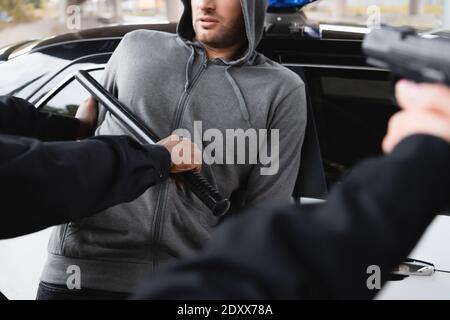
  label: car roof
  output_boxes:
[34,23,178,49]
[3,19,450,62]
[1,21,375,61]
[0,23,177,61]
[0,21,374,99]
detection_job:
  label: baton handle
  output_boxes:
[75,70,230,216]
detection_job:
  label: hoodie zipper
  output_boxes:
[151,55,209,270]
[172,57,209,129]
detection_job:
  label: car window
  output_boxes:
[288,66,397,186]
[41,69,104,118]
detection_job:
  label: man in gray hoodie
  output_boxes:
[38,0,306,299]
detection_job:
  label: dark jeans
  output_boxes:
[36,282,130,300]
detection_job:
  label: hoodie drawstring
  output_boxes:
[184,46,196,91]
[183,45,252,126]
[225,66,251,125]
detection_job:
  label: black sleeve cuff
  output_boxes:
[392,134,450,208]
[41,114,81,141]
[393,134,450,160]
[144,144,171,182]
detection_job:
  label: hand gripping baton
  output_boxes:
[75,70,231,217]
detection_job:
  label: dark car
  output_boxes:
[0,8,448,299]
[0,20,394,187]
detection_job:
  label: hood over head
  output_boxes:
[177,0,268,65]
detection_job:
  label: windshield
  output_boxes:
[0,0,449,49]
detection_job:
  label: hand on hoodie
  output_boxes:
[158,135,202,174]
[383,81,450,153]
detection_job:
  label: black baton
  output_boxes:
[75,70,231,217]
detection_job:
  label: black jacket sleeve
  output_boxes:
[0,134,171,239]
[134,135,450,300]
[0,96,80,141]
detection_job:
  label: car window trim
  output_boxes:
[28,52,111,103]
[34,62,388,110]
[8,37,123,61]
[283,63,389,72]
[34,65,106,109]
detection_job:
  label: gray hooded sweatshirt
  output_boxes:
[41,0,307,293]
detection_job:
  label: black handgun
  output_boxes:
[363,26,450,85]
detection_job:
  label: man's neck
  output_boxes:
[198,40,246,61]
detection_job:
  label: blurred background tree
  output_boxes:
[0,0,41,23]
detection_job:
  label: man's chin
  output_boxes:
[196,29,217,39]
[196,34,220,46]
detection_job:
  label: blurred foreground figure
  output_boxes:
[135,81,450,299]
[0,96,201,240]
